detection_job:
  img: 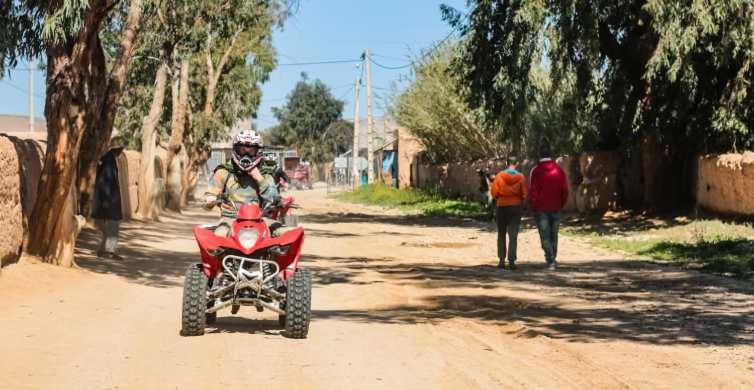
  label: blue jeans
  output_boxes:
[535,212,561,263]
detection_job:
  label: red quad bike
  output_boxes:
[181,197,311,338]
[289,164,313,190]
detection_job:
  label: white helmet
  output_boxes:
[232,130,264,172]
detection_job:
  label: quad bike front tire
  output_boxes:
[181,265,208,336]
[284,268,312,339]
[206,278,217,325]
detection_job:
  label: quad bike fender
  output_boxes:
[269,227,304,280]
[194,226,232,277]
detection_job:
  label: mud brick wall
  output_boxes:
[0,135,45,267]
[119,150,141,219]
[397,127,426,189]
[697,152,754,217]
[575,151,621,213]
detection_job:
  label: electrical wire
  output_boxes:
[278,59,361,66]
[337,84,355,101]
[368,57,412,70]
[0,79,45,100]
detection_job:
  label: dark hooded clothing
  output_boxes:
[92,150,123,221]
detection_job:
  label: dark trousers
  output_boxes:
[496,205,522,263]
[535,211,561,263]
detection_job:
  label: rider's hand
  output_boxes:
[204,194,218,209]
[250,167,264,182]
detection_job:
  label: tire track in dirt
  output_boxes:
[1,188,752,389]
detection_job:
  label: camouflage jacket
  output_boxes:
[206,161,279,216]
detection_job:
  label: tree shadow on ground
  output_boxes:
[559,212,692,236]
[314,291,753,345]
[204,317,283,336]
[306,254,754,346]
[74,211,209,288]
[302,212,493,230]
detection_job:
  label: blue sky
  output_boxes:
[0,0,467,130]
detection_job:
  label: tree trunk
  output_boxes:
[26,3,110,264]
[203,29,241,116]
[165,58,190,211]
[137,63,168,220]
[76,0,144,219]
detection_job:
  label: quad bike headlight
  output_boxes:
[237,228,260,250]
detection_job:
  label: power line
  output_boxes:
[278,59,361,66]
[0,79,45,100]
[368,57,412,70]
[372,53,410,62]
[337,84,355,101]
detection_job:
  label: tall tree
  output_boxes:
[271,74,350,163]
[77,0,144,218]
[179,0,282,205]
[1,1,126,264]
[442,0,545,155]
[444,0,754,210]
[391,43,500,163]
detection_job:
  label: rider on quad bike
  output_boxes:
[184,130,309,338]
[204,131,293,237]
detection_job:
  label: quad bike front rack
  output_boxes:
[206,255,285,315]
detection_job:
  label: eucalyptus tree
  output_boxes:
[444,0,754,209]
[0,0,142,265]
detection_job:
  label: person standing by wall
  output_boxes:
[490,156,528,270]
[529,148,569,270]
[92,136,126,260]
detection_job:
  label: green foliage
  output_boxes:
[565,219,754,278]
[270,74,351,163]
[336,183,486,219]
[390,43,501,162]
[391,40,594,161]
[442,0,546,154]
[442,0,754,157]
[0,1,81,75]
[116,0,286,149]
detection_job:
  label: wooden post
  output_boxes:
[352,71,361,189]
[365,48,375,183]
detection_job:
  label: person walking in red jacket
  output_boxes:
[529,148,569,270]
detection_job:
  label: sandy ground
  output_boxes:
[1,188,753,389]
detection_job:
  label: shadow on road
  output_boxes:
[205,317,283,336]
[75,209,211,288]
[308,255,754,346]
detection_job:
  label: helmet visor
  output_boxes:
[233,144,258,158]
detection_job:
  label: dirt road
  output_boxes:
[1,188,753,389]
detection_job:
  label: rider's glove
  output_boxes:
[204,194,218,207]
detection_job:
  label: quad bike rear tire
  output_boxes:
[181,265,208,336]
[284,268,312,339]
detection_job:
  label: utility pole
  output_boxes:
[28,67,34,132]
[352,69,361,189]
[365,48,375,183]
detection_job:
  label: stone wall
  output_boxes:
[397,127,425,189]
[118,150,141,219]
[0,136,25,268]
[697,152,754,217]
[406,153,619,214]
[0,135,45,267]
[575,151,621,213]
[0,135,172,267]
